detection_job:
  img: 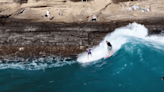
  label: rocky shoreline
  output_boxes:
[0,18,164,59]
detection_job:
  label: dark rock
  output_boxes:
[0,18,163,59]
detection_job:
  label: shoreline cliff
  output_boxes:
[0,18,163,59]
[0,0,164,59]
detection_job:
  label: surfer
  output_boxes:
[86,48,92,59]
[106,41,113,56]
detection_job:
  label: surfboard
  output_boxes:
[104,55,111,59]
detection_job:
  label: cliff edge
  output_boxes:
[0,0,164,23]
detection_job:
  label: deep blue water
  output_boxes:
[0,39,164,92]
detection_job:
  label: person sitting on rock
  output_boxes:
[92,15,97,22]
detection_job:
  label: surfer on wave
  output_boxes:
[86,48,92,59]
[106,41,113,56]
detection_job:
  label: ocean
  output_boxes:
[0,23,164,92]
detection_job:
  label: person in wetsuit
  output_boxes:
[86,48,92,59]
[106,41,113,56]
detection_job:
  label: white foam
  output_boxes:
[0,56,76,70]
[77,22,148,63]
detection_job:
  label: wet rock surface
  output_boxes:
[0,18,164,59]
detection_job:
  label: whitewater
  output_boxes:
[1,22,164,92]
[77,22,164,63]
[0,22,164,69]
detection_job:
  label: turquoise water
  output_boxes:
[0,38,164,92]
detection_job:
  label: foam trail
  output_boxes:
[77,22,148,63]
[0,56,76,70]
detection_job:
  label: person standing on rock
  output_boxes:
[47,9,50,18]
